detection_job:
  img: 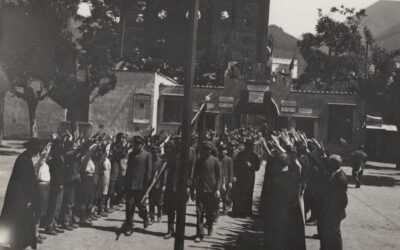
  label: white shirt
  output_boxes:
[86,159,96,175]
[37,162,51,182]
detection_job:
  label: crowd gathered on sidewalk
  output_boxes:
[0,125,367,250]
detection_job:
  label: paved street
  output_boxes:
[0,141,400,249]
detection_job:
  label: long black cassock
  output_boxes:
[263,169,306,250]
[0,151,41,249]
[232,150,260,217]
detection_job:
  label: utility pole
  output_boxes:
[174,0,200,249]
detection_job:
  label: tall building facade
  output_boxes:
[119,0,266,67]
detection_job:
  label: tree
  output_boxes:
[48,0,119,137]
[359,46,400,168]
[0,0,119,138]
[0,0,65,138]
[298,6,368,91]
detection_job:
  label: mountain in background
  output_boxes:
[362,0,400,50]
[268,24,306,75]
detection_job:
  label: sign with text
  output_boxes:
[298,108,313,115]
[248,91,264,104]
[281,106,296,113]
[218,96,234,103]
[281,100,297,107]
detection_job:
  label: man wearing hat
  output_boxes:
[0,138,44,249]
[124,135,153,235]
[232,138,260,217]
[148,145,167,224]
[192,141,222,243]
[320,154,348,250]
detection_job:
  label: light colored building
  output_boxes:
[271,57,298,79]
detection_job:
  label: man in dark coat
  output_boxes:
[192,141,222,243]
[45,139,67,235]
[59,141,81,231]
[232,138,260,217]
[218,144,234,215]
[263,152,306,250]
[0,138,43,250]
[163,138,196,239]
[350,146,367,188]
[124,135,153,235]
[321,154,348,250]
[148,145,167,224]
[108,133,127,209]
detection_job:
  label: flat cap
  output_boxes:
[150,145,161,153]
[132,135,145,144]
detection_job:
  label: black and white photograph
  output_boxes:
[0,0,399,249]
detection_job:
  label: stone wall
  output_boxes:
[4,93,65,139]
[89,71,156,135]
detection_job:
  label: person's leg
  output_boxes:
[45,185,60,233]
[205,194,215,236]
[60,183,73,229]
[195,196,205,241]
[125,190,135,228]
[358,169,364,188]
[326,218,343,250]
[135,191,149,228]
[352,169,360,188]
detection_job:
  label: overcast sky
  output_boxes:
[269,0,382,37]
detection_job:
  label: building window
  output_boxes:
[162,97,183,123]
[133,94,151,124]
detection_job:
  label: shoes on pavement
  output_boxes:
[80,220,92,227]
[54,227,65,233]
[62,225,73,231]
[156,216,162,223]
[38,234,46,240]
[164,232,174,239]
[143,220,149,229]
[36,237,43,244]
[208,228,213,236]
[194,236,203,243]
[44,229,57,236]
[71,223,79,228]
[124,227,135,236]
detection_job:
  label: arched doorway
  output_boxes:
[233,92,278,132]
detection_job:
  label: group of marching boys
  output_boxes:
[0,127,263,249]
[0,126,361,249]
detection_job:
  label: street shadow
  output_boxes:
[365,164,397,171]
[0,150,19,156]
[346,174,400,187]
[161,220,197,228]
[192,181,266,250]
[133,228,166,237]
[89,224,119,233]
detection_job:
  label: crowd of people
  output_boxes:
[0,125,365,250]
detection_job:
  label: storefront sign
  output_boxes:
[218,96,234,103]
[249,91,264,104]
[281,100,297,107]
[298,108,313,115]
[281,106,296,113]
[219,103,234,108]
